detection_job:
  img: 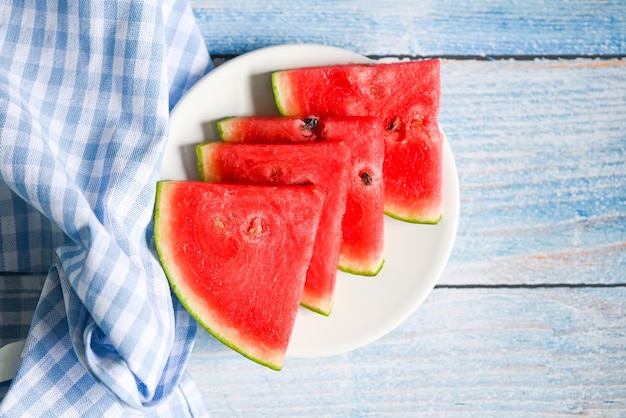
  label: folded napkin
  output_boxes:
[0,0,213,416]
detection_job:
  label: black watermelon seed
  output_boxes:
[303,117,319,130]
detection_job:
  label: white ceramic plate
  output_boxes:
[0,340,25,383]
[163,44,459,358]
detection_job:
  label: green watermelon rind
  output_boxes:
[300,301,331,317]
[195,146,207,181]
[195,143,219,182]
[153,181,284,371]
[384,209,442,225]
[216,116,237,142]
[271,72,290,116]
[338,257,385,277]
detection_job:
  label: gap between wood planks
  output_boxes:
[435,283,626,289]
[368,54,626,61]
[212,53,626,62]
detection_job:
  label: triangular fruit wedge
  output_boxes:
[217,115,385,276]
[197,141,350,316]
[271,59,443,224]
[154,181,324,370]
[218,115,321,143]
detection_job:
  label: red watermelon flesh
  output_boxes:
[217,115,385,276]
[197,141,350,316]
[319,117,385,274]
[154,181,324,370]
[272,59,443,224]
[218,115,320,143]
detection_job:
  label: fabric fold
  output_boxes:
[0,0,213,415]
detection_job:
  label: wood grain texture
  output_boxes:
[436,59,626,286]
[190,287,626,417]
[0,274,45,347]
[190,0,626,57]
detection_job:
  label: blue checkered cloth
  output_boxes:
[0,0,213,416]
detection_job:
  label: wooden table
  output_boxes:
[186,1,626,416]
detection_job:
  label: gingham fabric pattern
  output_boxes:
[0,0,212,415]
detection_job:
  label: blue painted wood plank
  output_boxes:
[190,0,626,57]
[435,59,626,285]
[0,274,45,347]
[189,287,626,416]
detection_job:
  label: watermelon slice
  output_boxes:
[271,59,443,224]
[217,115,385,276]
[154,181,324,370]
[218,115,320,143]
[196,141,350,316]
